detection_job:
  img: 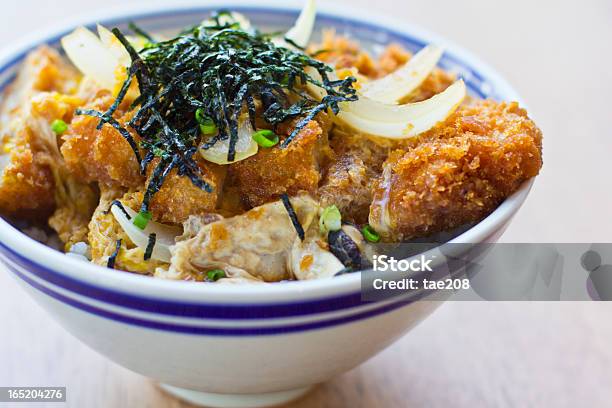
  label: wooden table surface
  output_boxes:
[2,0,612,407]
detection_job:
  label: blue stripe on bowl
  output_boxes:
[8,261,419,336]
[0,240,367,319]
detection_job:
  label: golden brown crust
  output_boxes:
[60,92,144,189]
[231,117,332,208]
[318,152,376,224]
[0,147,55,218]
[0,47,80,218]
[147,157,227,224]
[370,100,543,241]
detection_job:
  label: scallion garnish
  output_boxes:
[133,210,152,230]
[207,269,226,281]
[281,193,305,241]
[51,119,68,135]
[319,205,342,234]
[196,108,218,135]
[252,129,279,148]
[361,225,381,243]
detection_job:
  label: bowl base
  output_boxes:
[159,383,313,408]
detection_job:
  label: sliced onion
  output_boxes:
[110,204,182,263]
[61,26,121,90]
[360,45,444,104]
[199,114,259,165]
[303,65,330,101]
[336,80,466,139]
[285,0,317,49]
[97,24,132,68]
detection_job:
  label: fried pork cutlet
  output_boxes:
[231,116,333,209]
[146,157,227,224]
[0,47,79,218]
[62,95,225,224]
[60,91,143,189]
[319,127,392,224]
[369,100,543,241]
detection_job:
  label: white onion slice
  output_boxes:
[336,80,466,139]
[303,65,330,101]
[199,114,259,165]
[285,0,317,49]
[97,24,132,68]
[359,45,444,104]
[61,27,121,90]
[110,204,182,263]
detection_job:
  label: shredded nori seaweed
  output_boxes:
[75,12,357,213]
[107,239,122,269]
[280,193,305,241]
[144,233,156,260]
[328,229,363,269]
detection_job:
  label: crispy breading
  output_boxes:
[231,117,332,208]
[0,145,55,218]
[369,100,543,241]
[26,93,99,246]
[60,91,144,189]
[62,96,225,224]
[0,47,80,218]
[146,157,227,224]
[319,127,392,224]
[318,152,376,224]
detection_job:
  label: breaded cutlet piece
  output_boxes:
[146,157,227,224]
[369,100,543,241]
[318,152,377,224]
[0,47,80,218]
[231,117,332,209]
[319,128,392,224]
[60,91,144,189]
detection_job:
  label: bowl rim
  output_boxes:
[0,0,535,304]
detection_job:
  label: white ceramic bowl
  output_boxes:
[0,2,534,407]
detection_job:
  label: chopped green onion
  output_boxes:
[51,119,68,135]
[252,129,279,148]
[195,108,206,123]
[361,225,381,243]
[319,205,342,234]
[133,210,152,230]
[195,108,217,135]
[207,269,226,282]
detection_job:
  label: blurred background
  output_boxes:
[1,0,611,407]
